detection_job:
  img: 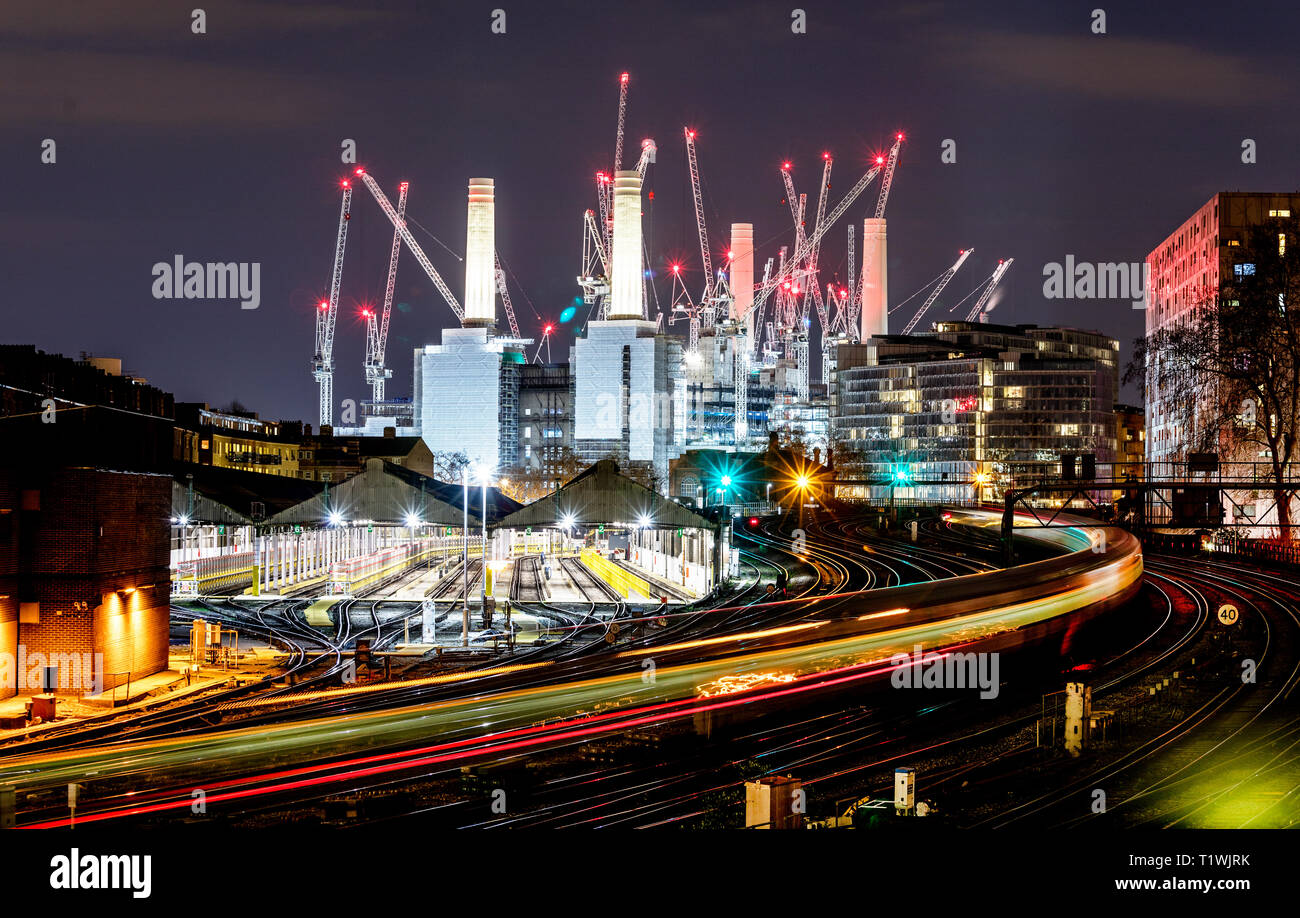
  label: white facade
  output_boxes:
[412,327,508,469]
[572,319,681,483]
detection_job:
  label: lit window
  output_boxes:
[1234,263,1256,276]
[1269,209,1291,217]
[1280,234,1287,257]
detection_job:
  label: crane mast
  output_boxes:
[903,248,973,335]
[684,128,713,303]
[363,180,407,404]
[494,254,521,337]
[855,134,904,335]
[966,258,1013,322]
[354,168,464,322]
[750,157,885,337]
[313,180,352,427]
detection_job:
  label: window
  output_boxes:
[524,426,531,438]
[524,407,532,416]
[1269,209,1291,217]
[1234,263,1256,276]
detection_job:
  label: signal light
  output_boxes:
[875,156,884,164]
[318,301,329,311]
[620,72,629,83]
[354,167,365,175]
[781,161,791,171]
[543,324,554,334]
[749,517,759,527]
[341,180,350,188]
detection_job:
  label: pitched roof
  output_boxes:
[494,459,714,530]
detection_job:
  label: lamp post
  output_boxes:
[461,467,469,647]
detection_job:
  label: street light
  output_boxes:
[461,467,470,646]
[475,463,493,623]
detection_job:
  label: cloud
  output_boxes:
[0,48,342,128]
[0,0,387,40]
[949,29,1279,106]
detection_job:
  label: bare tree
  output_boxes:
[431,450,472,483]
[1127,220,1300,540]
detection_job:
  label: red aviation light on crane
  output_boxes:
[671,263,681,274]
[726,250,734,261]
[875,155,885,165]
[318,301,330,311]
[685,129,696,140]
[354,167,366,176]
[781,161,792,171]
[896,132,905,141]
[543,324,554,335]
[399,181,409,190]
[840,288,848,297]
[340,180,350,188]
[620,72,629,83]
[822,151,831,161]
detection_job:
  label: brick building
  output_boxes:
[0,347,175,699]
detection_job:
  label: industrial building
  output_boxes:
[831,321,1119,501]
[571,170,684,486]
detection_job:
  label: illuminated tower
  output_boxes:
[463,178,496,328]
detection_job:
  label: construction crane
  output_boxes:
[902,248,973,335]
[851,133,903,333]
[966,258,1014,322]
[683,127,732,351]
[750,154,887,345]
[494,254,521,337]
[312,179,352,427]
[353,168,464,322]
[362,180,407,404]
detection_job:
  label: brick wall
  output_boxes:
[0,467,171,695]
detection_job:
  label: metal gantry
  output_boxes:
[313,180,353,427]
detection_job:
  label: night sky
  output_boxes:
[5,0,1298,421]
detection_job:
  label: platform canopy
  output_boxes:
[494,459,714,531]
[265,459,520,528]
[173,464,324,525]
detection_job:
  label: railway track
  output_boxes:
[560,555,622,602]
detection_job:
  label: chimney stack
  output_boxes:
[463,178,496,328]
[730,223,754,321]
[608,170,644,320]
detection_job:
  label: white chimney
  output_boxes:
[464,178,495,328]
[730,223,754,321]
[609,170,644,320]
[860,217,888,339]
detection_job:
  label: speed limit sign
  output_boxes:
[1217,604,1239,626]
